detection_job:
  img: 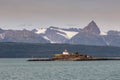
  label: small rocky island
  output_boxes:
[28,49,120,61]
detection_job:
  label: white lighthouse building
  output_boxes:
[62,49,69,55]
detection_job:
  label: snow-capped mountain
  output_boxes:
[0,21,120,47]
[33,21,108,46]
[35,26,80,43]
[0,28,50,43]
[67,21,107,46]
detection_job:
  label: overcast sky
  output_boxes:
[0,0,120,32]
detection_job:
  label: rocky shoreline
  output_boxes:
[27,57,120,61]
[27,50,120,61]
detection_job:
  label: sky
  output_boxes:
[0,0,120,32]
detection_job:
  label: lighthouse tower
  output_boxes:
[62,49,69,55]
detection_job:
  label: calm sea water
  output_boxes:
[0,59,120,80]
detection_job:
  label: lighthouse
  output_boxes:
[62,49,69,55]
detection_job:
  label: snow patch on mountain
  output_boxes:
[64,31,79,39]
[56,32,68,39]
[58,29,79,39]
[43,36,49,40]
[36,28,46,34]
[51,28,79,39]
[0,33,5,39]
[43,35,56,43]
[100,32,107,35]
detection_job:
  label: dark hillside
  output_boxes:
[0,42,120,58]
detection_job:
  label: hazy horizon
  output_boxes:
[0,0,120,32]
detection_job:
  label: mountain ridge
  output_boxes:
[0,21,120,47]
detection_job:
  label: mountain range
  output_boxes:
[0,21,120,47]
